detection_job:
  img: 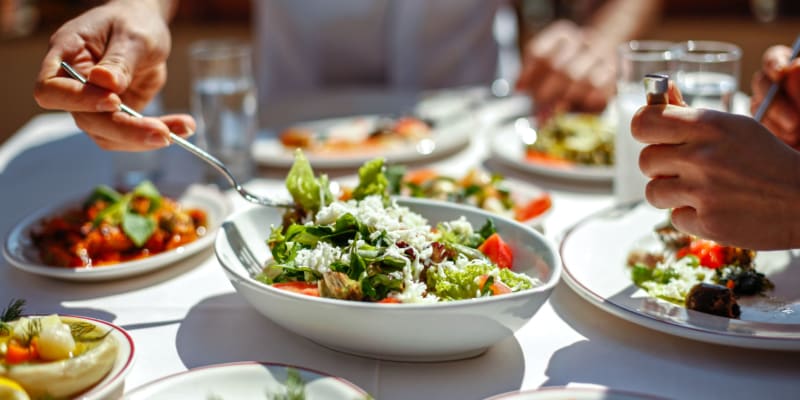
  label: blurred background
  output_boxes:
[0,0,798,145]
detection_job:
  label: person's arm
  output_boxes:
[516,0,662,114]
[33,0,193,152]
[632,84,800,250]
[751,44,800,149]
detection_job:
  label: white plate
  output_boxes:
[252,114,473,169]
[489,119,613,182]
[123,362,370,400]
[3,184,231,281]
[486,386,667,400]
[560,202,800,350]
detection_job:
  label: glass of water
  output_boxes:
[189,40,258,186]
[615,40,675,204]
[672,40,741,112]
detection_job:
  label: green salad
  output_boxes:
[255,151,540,303]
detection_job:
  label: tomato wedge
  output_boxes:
[524,150,572,168]
[272,282,320,297]
[514,193,552,222]
[478,233,514,269]
[477,275,512,296]
[404,169,438,185]
[378,297,402,304]
[676,239,726,269]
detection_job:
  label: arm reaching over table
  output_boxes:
[33,0,194,151]
[632,83,800,250]
[751,44,800,150]
[516,0,662,114]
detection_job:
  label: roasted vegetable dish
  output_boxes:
[279,116,431,153]
[31,181,208,267]
[627,220,773,318]
[525,113,614,166]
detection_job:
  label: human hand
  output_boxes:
[750,44,800,149]
[516,20,616,115]
[633,84,800,250]
[33,0,194,151]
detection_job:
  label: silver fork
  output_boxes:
[222,221,264,277]
[60,61,294,209]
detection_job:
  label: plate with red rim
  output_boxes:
[3,184,231,281]
[123,361,371,400]
[489,117,614,182]
[252,114,474,169]
[560,201,800,351]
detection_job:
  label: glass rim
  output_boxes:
[188,39,252,60]
[618,40,676,62]
[672,40,742,63]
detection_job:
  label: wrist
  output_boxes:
[111,0,175,22]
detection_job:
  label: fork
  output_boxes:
[60,61,294,209]
[222,221,264,277]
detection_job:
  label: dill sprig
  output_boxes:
[68,321,111,342]
[0,299,25,322]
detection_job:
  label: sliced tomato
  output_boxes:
[403,169,439,185]
[377,297,402,304]
[272,282,320,297]
[477,275,513,296]
[478,233,514,269]
[524,150,572,168]
[513,193,552,222]
[677,239,726,269]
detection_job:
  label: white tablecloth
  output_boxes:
[1,103,798,400]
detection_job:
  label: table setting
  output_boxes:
[1,36,800,399]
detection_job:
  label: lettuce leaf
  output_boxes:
[351,157,388,201]
[285,150,333,214]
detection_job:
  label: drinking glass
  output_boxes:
[615,40,675,204]
[113,94,164,189]
[189,40,258,186]
[672,40,741,112]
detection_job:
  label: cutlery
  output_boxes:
[222,221,263,277]
[753,34,800,122]
[60,61,294,209]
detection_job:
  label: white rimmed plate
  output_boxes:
[489,118,614,182]
[560,201,800,350]
[123,362,371,400]
[252,114,473,169]
[485,386,668,400]
[3,184,231,281]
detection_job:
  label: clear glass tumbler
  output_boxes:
[615,40,675,204]
[189,40,258,186]
[672,40,741,112]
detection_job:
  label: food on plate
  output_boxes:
[524,113,614,166]
[279,116,431,153]
[0,300,118,399]
[380,167,552,223]
[255,151,542,303]
[626,220,773,318]
[30,181,208,267]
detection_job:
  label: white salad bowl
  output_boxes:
[215,197,560,362]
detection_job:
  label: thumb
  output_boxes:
[87,35,141,94]
[667,81,687,107]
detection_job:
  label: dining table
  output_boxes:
[0,90,798,400]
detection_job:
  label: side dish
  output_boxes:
[31,181,208,268]
[524,113,614,167]
[255,152,541,303]
[0,300,118,399]
[627,220,773,318]
[279,116,431,154]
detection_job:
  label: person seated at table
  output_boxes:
[631,43,800,250]
[33,0,660,152]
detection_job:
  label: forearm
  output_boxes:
[111,0,178,22]
[587,0,662,48]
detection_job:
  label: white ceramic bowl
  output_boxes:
[215,198,560,362]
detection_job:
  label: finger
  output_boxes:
[762,95,800,134]
[88,31,147,93]
[638,143,684,179]
[72,111,171,151]
[762,118,798,147]
[631,105,707,145]
[645,176,688,210]
[34,48,122,112]
[159,114,196,137]
[667,81,687,106]
[670,206,701,237]
[762,45,791,82]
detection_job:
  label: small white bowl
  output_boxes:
[215,197,560,362]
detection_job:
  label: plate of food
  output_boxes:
[215,152,560,361]
[342,166,552,229]
[252,114,473,169]
[124,361,371,400]
[0,300,135,400]
[3,182,230,281]
[560,202,800,350]
[490,114,615,182]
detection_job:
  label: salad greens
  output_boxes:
[90,180,163,247]
[257,151,538,303]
